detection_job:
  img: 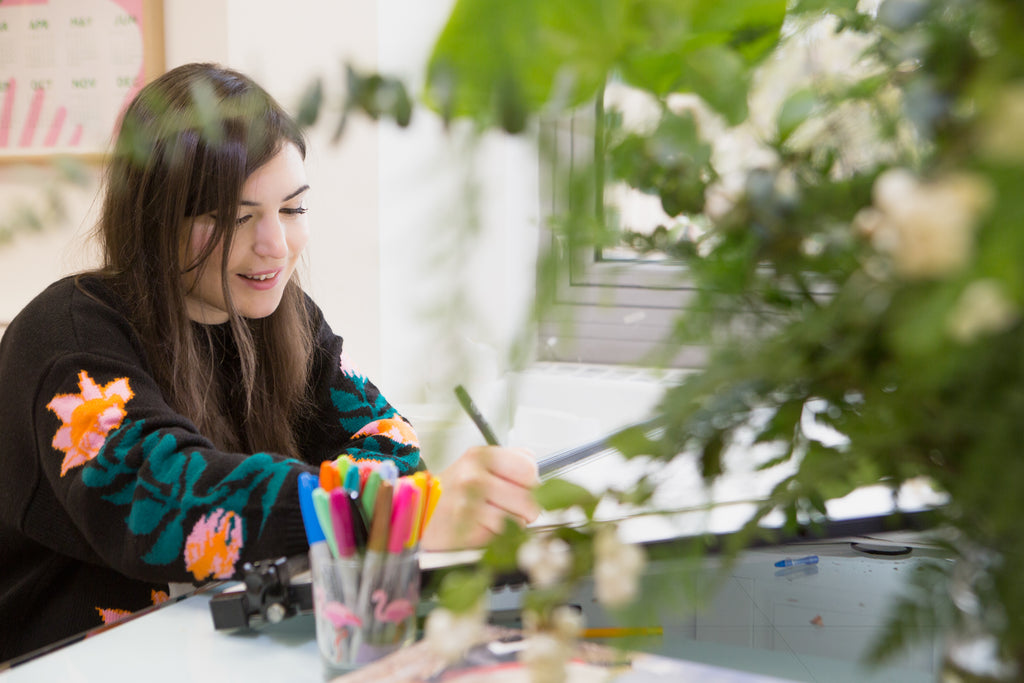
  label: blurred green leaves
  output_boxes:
[425,0,786,130]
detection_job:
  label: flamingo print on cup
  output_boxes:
[370,589,415,624]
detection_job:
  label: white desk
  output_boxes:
[1,538,946,683]
[1,440,949,682]
[1,583,324,683]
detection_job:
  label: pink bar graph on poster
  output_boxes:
[112,0,148,109]
[1,0,151,154]
[43,105,66,147]
[18,86,46,148]
[0,78,14,148]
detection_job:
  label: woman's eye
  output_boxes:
[236,215,252,226]
[281,207,308,216]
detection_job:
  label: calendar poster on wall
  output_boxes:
[0,0,164,161]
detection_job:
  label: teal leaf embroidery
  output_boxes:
[82,419,295,567]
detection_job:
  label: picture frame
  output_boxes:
[0,0,165,163]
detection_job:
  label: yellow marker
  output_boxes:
[333,454,352,483]
[420,476,442,537]
[405,472,429,548]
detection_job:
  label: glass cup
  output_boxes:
[310,549,420,677]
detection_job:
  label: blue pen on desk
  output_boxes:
[454,384,500,446]
[774,555,819,568]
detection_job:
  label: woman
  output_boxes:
[0,63,538,663]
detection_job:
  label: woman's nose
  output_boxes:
[253,216,288,258]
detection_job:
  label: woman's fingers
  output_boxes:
[420,445,541,551]
[479,466,540,523]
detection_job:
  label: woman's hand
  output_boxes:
[421,446,540,551]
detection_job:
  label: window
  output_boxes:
[536,91,706,369]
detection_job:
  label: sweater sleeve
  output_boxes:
[294,300,424,474]
[5,279,318,588]
[32,349,314,585]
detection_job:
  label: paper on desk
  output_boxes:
[533,437,947,547]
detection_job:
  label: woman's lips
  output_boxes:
[237,270,281,290]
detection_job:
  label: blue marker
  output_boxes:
[774,555,819,568]
[297,472,325,544]
[378,460,399,484]
[298,471,333,567]
[343,463,361,493]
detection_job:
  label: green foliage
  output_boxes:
[424,0,786,129]
[435,567,493,612]
[533,478,599,519]
[304,0,1024,673]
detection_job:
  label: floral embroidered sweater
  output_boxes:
[0,275,422,663]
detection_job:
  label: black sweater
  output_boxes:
[0,276,421,663]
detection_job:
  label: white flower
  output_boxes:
[869,169,993,279]
[605,182,673,234]
[592,526,647,609]
[603,82,661,135]
[947,279,1019,343]
[424,602,486,663]
[517,534,572,588]
[703,123,779,224]
[550,605,585,640]
[521,633,571,683]
[748,14,881,140]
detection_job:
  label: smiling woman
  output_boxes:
[0,62,540,664]
[181,144,311,324]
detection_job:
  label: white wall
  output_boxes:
[0,0,389,374]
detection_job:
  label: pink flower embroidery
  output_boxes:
[339,350,363,378]
[96,607,132,625]
[183,509,243,581]
[351,418,420,448]
[47,371,134,476]
[95,590,169,625]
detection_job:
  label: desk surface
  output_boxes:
[1,583,323,683]
[1,537,945,683]
[1,438,948,682]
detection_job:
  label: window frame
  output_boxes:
[535,99,706,369]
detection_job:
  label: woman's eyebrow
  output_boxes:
[240,184,311,207]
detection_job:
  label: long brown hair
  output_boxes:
[93,62,314,458]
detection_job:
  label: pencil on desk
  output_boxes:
[582,626,664,639]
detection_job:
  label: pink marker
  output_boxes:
[329,487,356,558]
[387,480,415,555]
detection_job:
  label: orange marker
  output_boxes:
[319,460,341,491]
[419,475,442,539]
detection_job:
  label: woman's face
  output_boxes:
[182,142,310,324]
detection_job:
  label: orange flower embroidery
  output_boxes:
[351,418,420,448]
[184,509,243,581]
[47,371,134,477]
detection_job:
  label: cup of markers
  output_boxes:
[297,455,441,675]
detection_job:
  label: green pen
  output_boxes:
[454,384,501,446]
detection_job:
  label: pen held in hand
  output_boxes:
[454,384,500,446]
